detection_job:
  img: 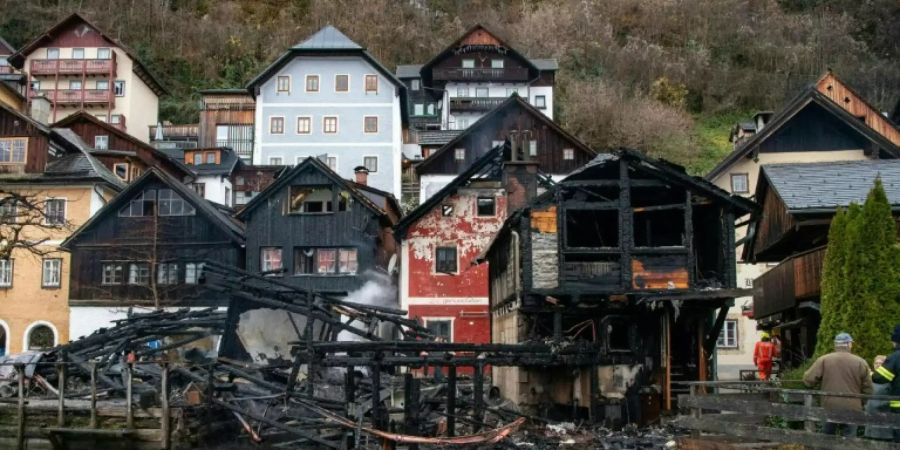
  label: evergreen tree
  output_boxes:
[816,179,900,363]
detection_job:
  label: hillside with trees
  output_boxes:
[2,0,897,173]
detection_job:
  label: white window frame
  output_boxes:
[363,155,378,173]
[0,137,28,164]
[717,320,739,349]
[364,74,378,94]
[23,321,58,352]
[563,148,575,160]
[305,74,320,92]
[534,95,547,109]
[69,80,83,90]
[185,262,204,284]
[363,116,378,134]
[326,156,338,172]
[260,247,283,274]
[269,116,285,134]
[296,116,312,135]
[424,317,455,342]
[43,198,66,226]
[276,75,291,94]
[114,80,126,97]
[334,74,350,93]
[47,48,60,59]
[491,59,504,68]
[101,262,124,285]
[461,59,475,68]
[411,79,420,91]
[42,258,62,288]
[96,79,110,91]
[454,148,465,161]
[323,116,339,134]
[113,163,129,181]
[71,48,85,59]
[269,157,283,165]
[731,173,750,194]
[413,104,424,116]
[528,140,537,157]
[0,259,12,288]
[457,87,469,97]
[94,135,109,150]
[97,48,111,59]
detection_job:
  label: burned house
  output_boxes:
[482,149,756,422]
[237,157,400,295]
[744,160,900,366]
[61,168,245,339]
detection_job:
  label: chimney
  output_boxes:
[353,166,369,186]
[30,96,51,125]
[503,131,539,216]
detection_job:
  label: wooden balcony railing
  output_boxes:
[753,246,826,319]
[0,65,14,74]
[30,55,116,76]
[449,97,507,112]
[31,89,114,106]
[433,67,529,81]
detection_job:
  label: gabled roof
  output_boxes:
[0,97,48,133]
[246,26,404,96]
[51,128,127,189]
[419,24,540,82]
[60,168,244,249]
[236,156,394,220]
[758,160,900,212]
[51,111,193,179]
[706,76,900,181]
[7,13,166,96]
[416,94,595,175]
[416,129,463,146]
[395,64,423,78]
[395,145,503,239]
[0,37,15,55]
[161,147,243,177]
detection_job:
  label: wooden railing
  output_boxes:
[433,67,529,81]
[449,97,507,112]
[0,65,14,74]
[31,89,114,106]
[753,246,826,318]
[30,55,115,76]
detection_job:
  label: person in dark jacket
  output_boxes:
[872,324,900,443]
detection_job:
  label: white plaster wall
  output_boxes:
[198,175,233,206]
[419,174,458,203]
[529,85,553,119]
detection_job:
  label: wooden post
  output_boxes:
[126,362,134,429]
[15,363,25,450]
[345,367,356,450]
[161,363,170,450]
[689,384,701,438]
[803,393,816,433]
[664,309,672,411]
[473,361,485,433]
[89,362,98,428]
[589,363,599,423]
[403,373,420,450]
[553,312,562,342]
[447,366,457,437]
[57,353,65,427]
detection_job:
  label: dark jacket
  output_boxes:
[803,348,873,411]
[872,348,900,410]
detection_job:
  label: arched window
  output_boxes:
[27,325,55,351]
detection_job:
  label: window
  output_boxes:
[0,199,16,223]
[491,59,504,68]
[461,59,475,68]
[269,157,283,165]
[744,278,754,288]
[365,74,378,93]
[363,156,378,173]
[563,148,575,160]
[157,263,179,285]
[0,138,27,164]
[306,75,319,92]
[435,246,458,273]
[44,199,65,226]
[288,186,347,213]
[326,156,337,171]
[457,87,469,97]
[426,319,452,341]
[426,103,435,115]
[47,48,59,59]
[72,48,85,59]
[364,116,378,133]
[113,163,129,180]
[276,75,291,93]
[441,204,454,217]
[475,87,489,97]
[294,248,357,275]
[30,80,40,92]
[94,135,109,150]
[158,189,196,216]
[205,152,216,164]
[634,209,684,247]
[269,117,285,134]
[27,325,54,351]
[0,260,12,287]
[101,263,124,285]
[316,249,337,274]
[110,115,123,125]
[534,95,547,109]
[338,248,358,274]
[323,116,338,134]
[297,116,311,134]
[717,320,738,348]
[477,197,495,216]
[69,80,83,90]
[0,58,6,67]
[97,48,111,59]
[731,173,749,194]
[96,80,109,91]
[566,209,618,248]
[41,259,61,288]
[185,262,204,284]
[129,166,141,180]
[261,247,283,274]
[128,263,150,285]
[119,190,156,217]
[454,148,465,161]
[529,140,537,157]
[114,80,126,97]
[411,79,420,91]
[335,74,349,92]
[225,187,231,206]
[414,104,424,116]
[191,183,205,197]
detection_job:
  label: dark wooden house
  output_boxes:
[237,157,400,295]
[745,160,900,366]
[61,168,245,309]
[481,149,755,423]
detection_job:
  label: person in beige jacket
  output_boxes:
[803,332,873,437]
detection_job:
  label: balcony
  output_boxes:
[30,55,116,76]
[753,246,826,319]
[31,89,114,107]
[449,97,507,112]
[433,67,529,81]
[0,66,14,74]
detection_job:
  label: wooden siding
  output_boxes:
[0,107,49,174]
[752,186,796,257]
[753,246,826,319]
[65,118,184,179]
[759,102,873,154]
[419,104,593,175]
[198,94,255,149]
[816,73,900,147]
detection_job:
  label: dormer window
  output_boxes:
[462,59,475,69]
[491,59,504,68]
[205,151,216,164]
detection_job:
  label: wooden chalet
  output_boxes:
[61,168,244,310]
[237,157,400,295]
[198,88,255,160]
[481,149,756,423]
[52,111,192,183]
[744,160,900,366]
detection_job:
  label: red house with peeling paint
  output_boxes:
[395,96,594,343]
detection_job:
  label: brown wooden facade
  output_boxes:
[198,89,255,159]
[0,103,52,174]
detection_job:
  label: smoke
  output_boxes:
[337,269,398,342]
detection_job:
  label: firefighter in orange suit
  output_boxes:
[753,332,777,380]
